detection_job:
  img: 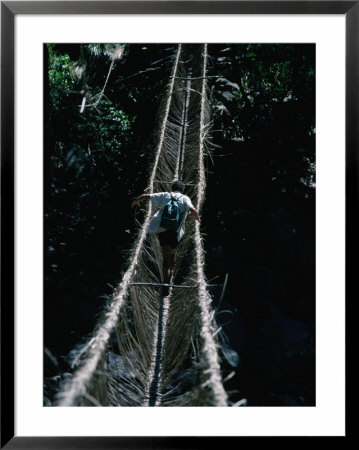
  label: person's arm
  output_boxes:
[131,193,151,209]
[189,206,201,223]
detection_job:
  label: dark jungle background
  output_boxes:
[44,43,315,406]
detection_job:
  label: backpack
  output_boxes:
[160,193,183,231]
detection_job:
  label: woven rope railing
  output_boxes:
[143,294,170,406]
[193,44,228,405]
[174,68,192,181]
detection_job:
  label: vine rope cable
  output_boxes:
[194,44,228,406]
[143,294,170,406]
[174,68,192,181]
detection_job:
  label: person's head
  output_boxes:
[171,180,185,193]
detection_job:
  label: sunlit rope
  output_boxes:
[174,68,192,181]
[194,44,228,406]
[143,295,170,406]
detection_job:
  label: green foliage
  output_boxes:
[211,43,315,200]
[47,45,137,178]
[48,46,77,108]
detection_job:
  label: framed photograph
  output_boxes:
[1,0,352,446]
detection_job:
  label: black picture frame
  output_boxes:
[1,1,352,447]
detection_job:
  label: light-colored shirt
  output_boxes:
[147,191,194,242]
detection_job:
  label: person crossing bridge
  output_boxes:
[131,180,200,294]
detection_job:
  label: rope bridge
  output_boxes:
[56,44,228,407]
